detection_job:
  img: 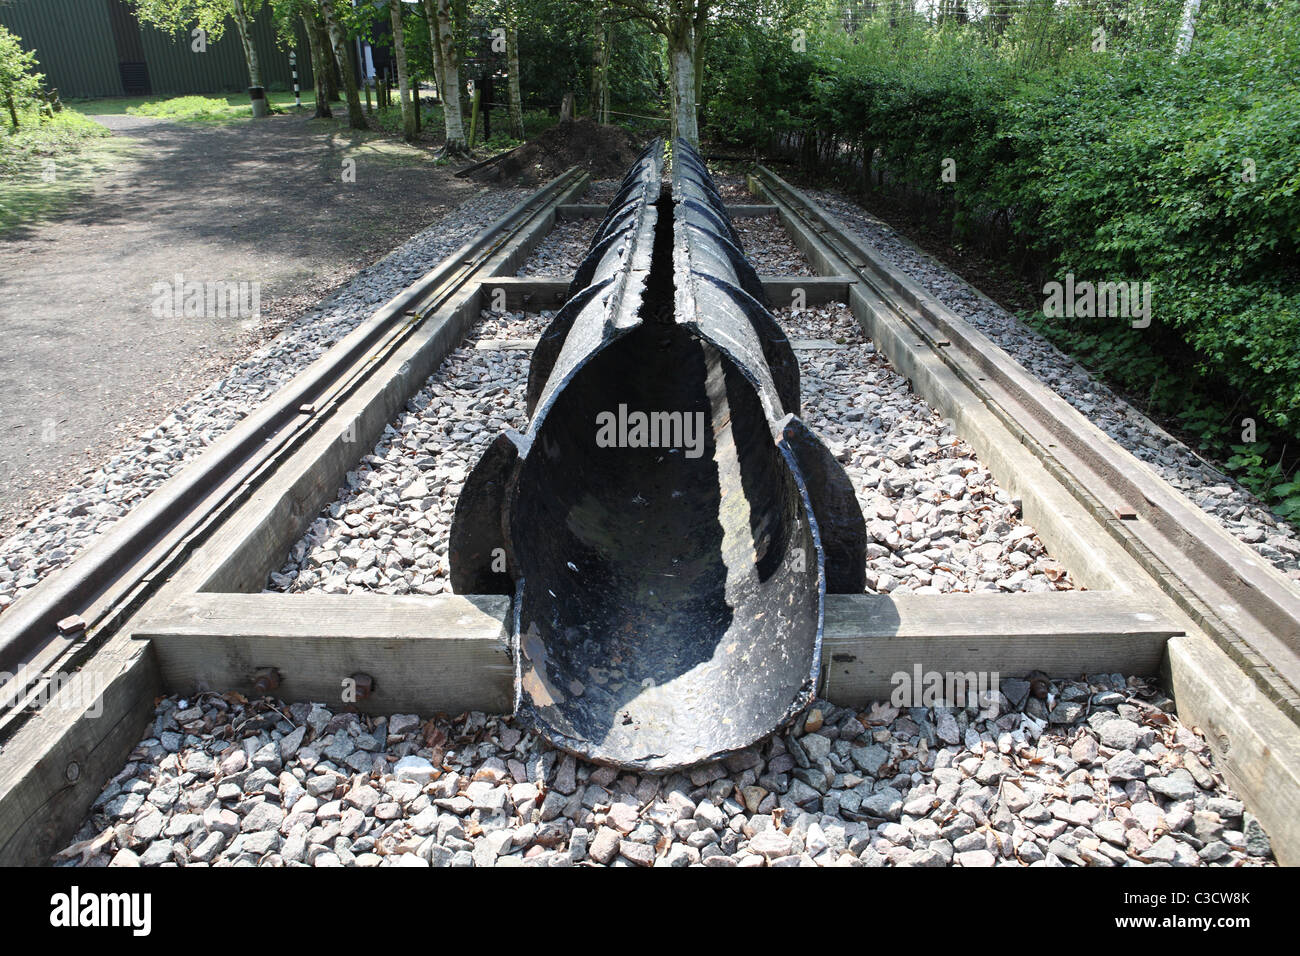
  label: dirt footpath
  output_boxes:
[0,111,479,537]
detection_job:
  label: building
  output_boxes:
[0,0,319,99]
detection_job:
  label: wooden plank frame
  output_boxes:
[748,166,1300,867]
[137,591,1180,716]
[9,167,1292,868]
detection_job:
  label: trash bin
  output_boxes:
[248,86,268,118]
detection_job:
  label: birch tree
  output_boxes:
[505,0,526,138]
[274,0,332,116]
[590,6,611,124]
[423,0,468,154]
[1173,0,1202,59]
[301,6,332,117]
[389,0,416,138]
[605,0,708,144]
[130,0,265,92]
[319,0,367,127]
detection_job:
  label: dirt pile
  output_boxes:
[470,119,647,186]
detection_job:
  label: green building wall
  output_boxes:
[0,0,317,99]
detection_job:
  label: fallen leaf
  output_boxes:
[54,827,116,866]
[863,701,899,725]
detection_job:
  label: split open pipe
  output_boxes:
[452,140,865,770]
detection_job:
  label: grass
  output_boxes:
[361,102,555,153]
[66,91,306,123]
[0,109,131,233]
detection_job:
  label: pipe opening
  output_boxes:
[509,185,820,767]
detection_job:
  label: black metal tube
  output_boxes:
[452,141,865,770]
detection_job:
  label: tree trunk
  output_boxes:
[599,31,610,125]
[302,12,332,118]
[314,18,339,100]
[320,0,366,128]
[230,0,263,91]
[693,28,706,130]
[667,28,699,146]
[390,0,416,140]
[1174,0,1202,59]
[424,0,445,103]
[506,16,525,138]
[589,11,609,123]
[428,0,468,155]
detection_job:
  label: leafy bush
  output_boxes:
[0,24,44,128]
[706,3,1300,512]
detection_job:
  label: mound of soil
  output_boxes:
[471,119,647,186]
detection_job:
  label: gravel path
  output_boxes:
[798,187,1300,590]
[57,676,1273,867]
[0,188,529,617]
[0,112,482,541]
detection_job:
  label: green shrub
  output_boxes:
[706,3,1300,513]
[0,24,44,129]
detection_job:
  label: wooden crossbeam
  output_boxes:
[138,593,514,716]
[139,591,1179,715]
[822,591,1177,707]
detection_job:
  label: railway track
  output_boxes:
[1,149,1296,867]
[750,165,1300,721]
[0,166,590,861]
[747,164,1300,863]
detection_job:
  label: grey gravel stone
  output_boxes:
[51,599,1274,867]
[1147,770,1198,802]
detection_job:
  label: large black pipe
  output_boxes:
[451,140,865,770]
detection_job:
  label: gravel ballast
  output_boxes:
[268,301,1071,597]
[0,189,530,618]
[799,187,1300,589]
[516,218,598,277]
[268,310,540,595]
[782,303,1072,594]
[731,214,816,276]
[57,675,1274,867]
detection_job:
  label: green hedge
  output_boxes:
[706,8,1300,513]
